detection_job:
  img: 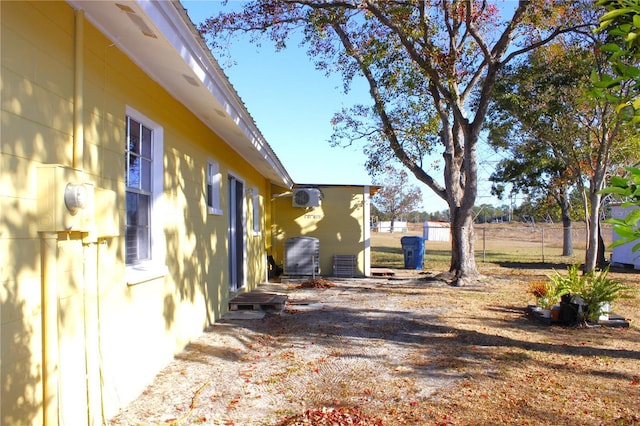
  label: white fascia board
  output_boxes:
[141,1,293,188]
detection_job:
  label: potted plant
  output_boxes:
[549,265,634,324]
[528,280,558,318]
[574,267,633,323]
[548,265,592,324]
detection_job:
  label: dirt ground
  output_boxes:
[109,273,457,425]
[108,265,639,426]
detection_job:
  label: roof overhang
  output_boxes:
[294,183,382,197]
[66,0,293,188]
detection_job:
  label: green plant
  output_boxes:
[578,267,634,322]
[548,264,586,298]
[549,264,635,323]
[545,265,588,308]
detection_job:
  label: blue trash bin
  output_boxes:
[400,236,425,269]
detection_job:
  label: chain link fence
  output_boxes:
[403,222,616,265]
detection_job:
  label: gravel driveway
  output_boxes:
[109,275,461,425]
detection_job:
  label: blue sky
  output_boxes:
[181,1,507,213]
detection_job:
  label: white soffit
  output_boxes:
[66,0,292,188]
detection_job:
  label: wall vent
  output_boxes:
[333,255,356,278]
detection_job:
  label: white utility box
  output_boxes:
[92,187,119,238]
[37,164,94,232]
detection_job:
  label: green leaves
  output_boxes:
[601,166,640,196]
[594,0,640,123]
[600,166,640,250]
[600,6,637,23]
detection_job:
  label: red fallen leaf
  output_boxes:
[410,401,418,406]
[631,381,638,386]
[276,406,385,425]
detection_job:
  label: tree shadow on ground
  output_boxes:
[495,261,576,270]
[496,261,640,276]
[187,295,640,367]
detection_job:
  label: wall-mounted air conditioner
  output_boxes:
[292,188,321,208]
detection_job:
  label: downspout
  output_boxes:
[73,9,84,170]
[40,232,59,426]
[363,186,372,277]
[82,240,96,425]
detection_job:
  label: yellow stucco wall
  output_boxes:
[272,186,369,277]
[1,2,272,424]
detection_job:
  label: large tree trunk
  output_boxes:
[584,190,602,273]
[559,194,574,256]
[438,116,482,286]
[597,223,607,268]
[449,206,479,286]
[561,216,574,257]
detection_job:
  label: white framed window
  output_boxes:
[124,106,167,284]
[251,188,261,235]
[206,159,222,215]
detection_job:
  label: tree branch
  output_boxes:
[330,21,447,199]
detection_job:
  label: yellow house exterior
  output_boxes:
[1,1,379,424]
[1,1,293,424]
[272,185,379,278]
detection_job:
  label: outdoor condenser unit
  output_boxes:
[292,188,321,208]
[285,236,320,275]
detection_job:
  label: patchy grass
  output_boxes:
[371,230,640,426]
[371,222,612,268]
[413,268,639,425]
